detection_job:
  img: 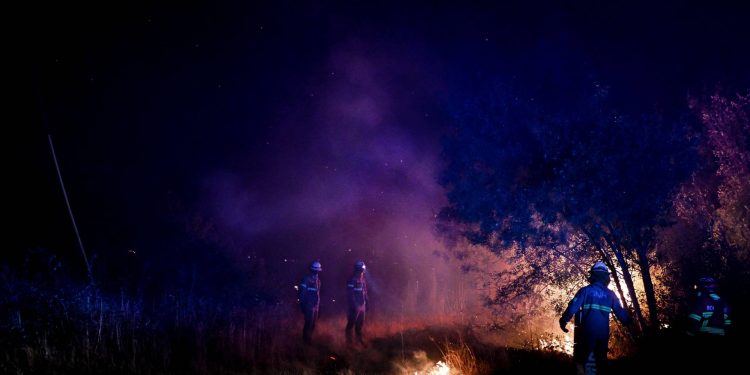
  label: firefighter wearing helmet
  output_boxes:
[684,276,732,373]
[559,261,631,375]
[346,260,369,346]
[299,260,322,344]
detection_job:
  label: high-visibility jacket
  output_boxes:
[688,292,731,336]
[560,282,630,362]
[299,274,321,311]
[346,274,368,308]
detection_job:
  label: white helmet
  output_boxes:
[310,260,322,272]
[590,261,609,274]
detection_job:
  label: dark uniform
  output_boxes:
[687,291,731,337]
[560,263,630,375]
[685,278,732,373]
[299,273,321,344]
[345,273,368,344]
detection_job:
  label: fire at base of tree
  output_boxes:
[437,89,749,364]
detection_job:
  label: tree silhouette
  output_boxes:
[440,82,694,333]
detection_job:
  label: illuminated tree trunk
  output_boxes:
[583,227,643,337]
[596,248,627,308]
[603,235,647,332]
[637,244,659,331]
[597,247,639,337]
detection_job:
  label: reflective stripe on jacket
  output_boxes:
[299,274,321,309]
[561,282,630,338]
[347,275,368,307]
[688,293,730,336]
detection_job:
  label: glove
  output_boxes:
[559,318,569,333]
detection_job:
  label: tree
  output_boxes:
[440,82,694,334]
[689,93,750,255]
[669,92,750,317]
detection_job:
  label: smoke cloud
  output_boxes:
[198,41,474,318]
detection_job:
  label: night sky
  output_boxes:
[11,1,750,307]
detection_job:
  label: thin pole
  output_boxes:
[48,133,93,283]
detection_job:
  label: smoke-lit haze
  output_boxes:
[199,42,470,316]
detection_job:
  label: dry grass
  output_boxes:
[6,280,708,374]
[436,337,478,375]
[1,283,486,375]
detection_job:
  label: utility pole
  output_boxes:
[48,133,94,284]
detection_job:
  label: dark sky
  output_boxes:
[10,1,750,303]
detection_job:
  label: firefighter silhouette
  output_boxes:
[684,276,732,372]
[299,260,322,344]
[345,260,368,346]
[687,276,731,337]
[560,261,631,375]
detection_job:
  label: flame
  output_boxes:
[418,360,451,375]
[537,333,574,355]
[402,351,457,375]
